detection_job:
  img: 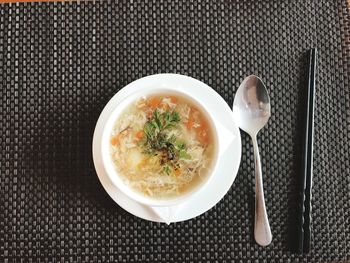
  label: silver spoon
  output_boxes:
[233,75,272,246]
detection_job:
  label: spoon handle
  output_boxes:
[252,135,272,246]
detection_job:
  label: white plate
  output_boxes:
[92,74,241,223]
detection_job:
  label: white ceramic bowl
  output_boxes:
[100,78,221,207]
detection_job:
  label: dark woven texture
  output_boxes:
[1,1,350,262]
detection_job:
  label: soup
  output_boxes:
[110,93,216,198]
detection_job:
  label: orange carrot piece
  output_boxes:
[111,135,120,146]
[148,96,161,109]
[134,130,144,142]
[174,168,182,177]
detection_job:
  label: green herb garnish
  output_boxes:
[141,109,191,174]
[163,164,172,175]
[179,150,191,159]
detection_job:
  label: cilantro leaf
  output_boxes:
[163,165,172,175]
[141,106,187,174]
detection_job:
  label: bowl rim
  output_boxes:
[100,85,220,207]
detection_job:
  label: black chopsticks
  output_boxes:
[297,48,317,254]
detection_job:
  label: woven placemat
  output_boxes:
[1,1,350,262]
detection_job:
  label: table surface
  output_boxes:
[1,1,350,262]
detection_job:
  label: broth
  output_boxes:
[110,93,216,199]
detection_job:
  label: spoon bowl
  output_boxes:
[233,76,271,136]
[233,75,272,246]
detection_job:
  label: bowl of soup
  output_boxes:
[101,87,220,207]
